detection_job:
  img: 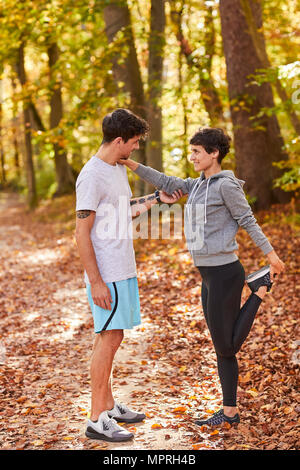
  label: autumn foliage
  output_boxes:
[0,193,299,450]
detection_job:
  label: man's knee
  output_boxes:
[99,329,124,352]
[111,329,124,349]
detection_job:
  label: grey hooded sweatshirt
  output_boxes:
[134,164,273,267]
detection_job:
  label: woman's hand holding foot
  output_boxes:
[267,250,285,282]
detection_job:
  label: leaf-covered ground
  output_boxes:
[0,192,299,451]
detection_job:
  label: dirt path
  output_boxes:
[0,192,214,451]
[0,192,299,451]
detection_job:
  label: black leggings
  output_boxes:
[197,260,262,407]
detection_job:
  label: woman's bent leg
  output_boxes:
[198,261,260,409]
[233,293,262,353]
[199,264,242,408]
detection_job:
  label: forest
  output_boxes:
[0,0,299,209]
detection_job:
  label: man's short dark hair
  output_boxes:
[102,108,149,144]
[189,127,231,164]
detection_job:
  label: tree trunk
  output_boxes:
[48,42,75,196]
[239,0,300,136]
[0,121,5,186]
[16,42,37,209]
[177,38,190,178]
[0,64,6,185]
[103,0,147,195]
[11,76,21,179]
[170,3,224,125]
[145,0,166,193]
[219,0,290,209]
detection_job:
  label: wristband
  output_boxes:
[155,190,161,203]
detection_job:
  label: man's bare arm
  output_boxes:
[130,190,184,218]
[75,210,101,284]
[130,193,158,218]
[75,210,112,310]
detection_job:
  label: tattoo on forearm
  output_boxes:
[130,194,156,206]
[76,210,91,218]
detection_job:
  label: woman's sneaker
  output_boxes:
[246,265,272,293]
[85,410,134,442]
[195,409,240,427]
[107,401,146,423]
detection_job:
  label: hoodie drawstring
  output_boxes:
[188,177,210,224]
[204,178,211,224]
[187,179,203,205]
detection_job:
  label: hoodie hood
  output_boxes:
[199,170,245,188]
[189,170,245,225]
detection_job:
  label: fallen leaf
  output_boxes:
[32,440,44,447]
[172,406,187,413]
[151,423,163,429]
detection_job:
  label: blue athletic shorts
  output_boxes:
[86,277,141,333]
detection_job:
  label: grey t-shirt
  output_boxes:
[76,156,137,284]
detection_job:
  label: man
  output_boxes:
[75,108,181,442]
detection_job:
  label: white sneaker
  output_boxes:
[107,401,146,423]
[85,410,134,442]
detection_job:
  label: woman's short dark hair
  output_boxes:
[189,127,231,163]
[102,108,149,144]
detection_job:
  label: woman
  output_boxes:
[121,127,285,427]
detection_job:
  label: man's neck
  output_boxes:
[94,146,118,166]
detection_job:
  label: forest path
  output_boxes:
[0,192,212,451]
[0,192,298,451]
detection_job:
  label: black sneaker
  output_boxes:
[195,409,240,427]
[246,265,272,293]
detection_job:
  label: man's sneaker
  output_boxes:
[85,410,134,442]
[107,401,146,423]
[246,265,272,293]
[195,409,240,427]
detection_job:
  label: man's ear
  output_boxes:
[113,137,123,145]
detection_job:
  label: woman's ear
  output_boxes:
[212,149,220,160]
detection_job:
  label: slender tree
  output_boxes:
[11,76,21,179]
[103,0,147,195]
[145,0,166,187]
[0,63,6,185]
[16,41,37,209]
[47,42,75,196]
[177,33,190,177]
[170,2,224,125]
